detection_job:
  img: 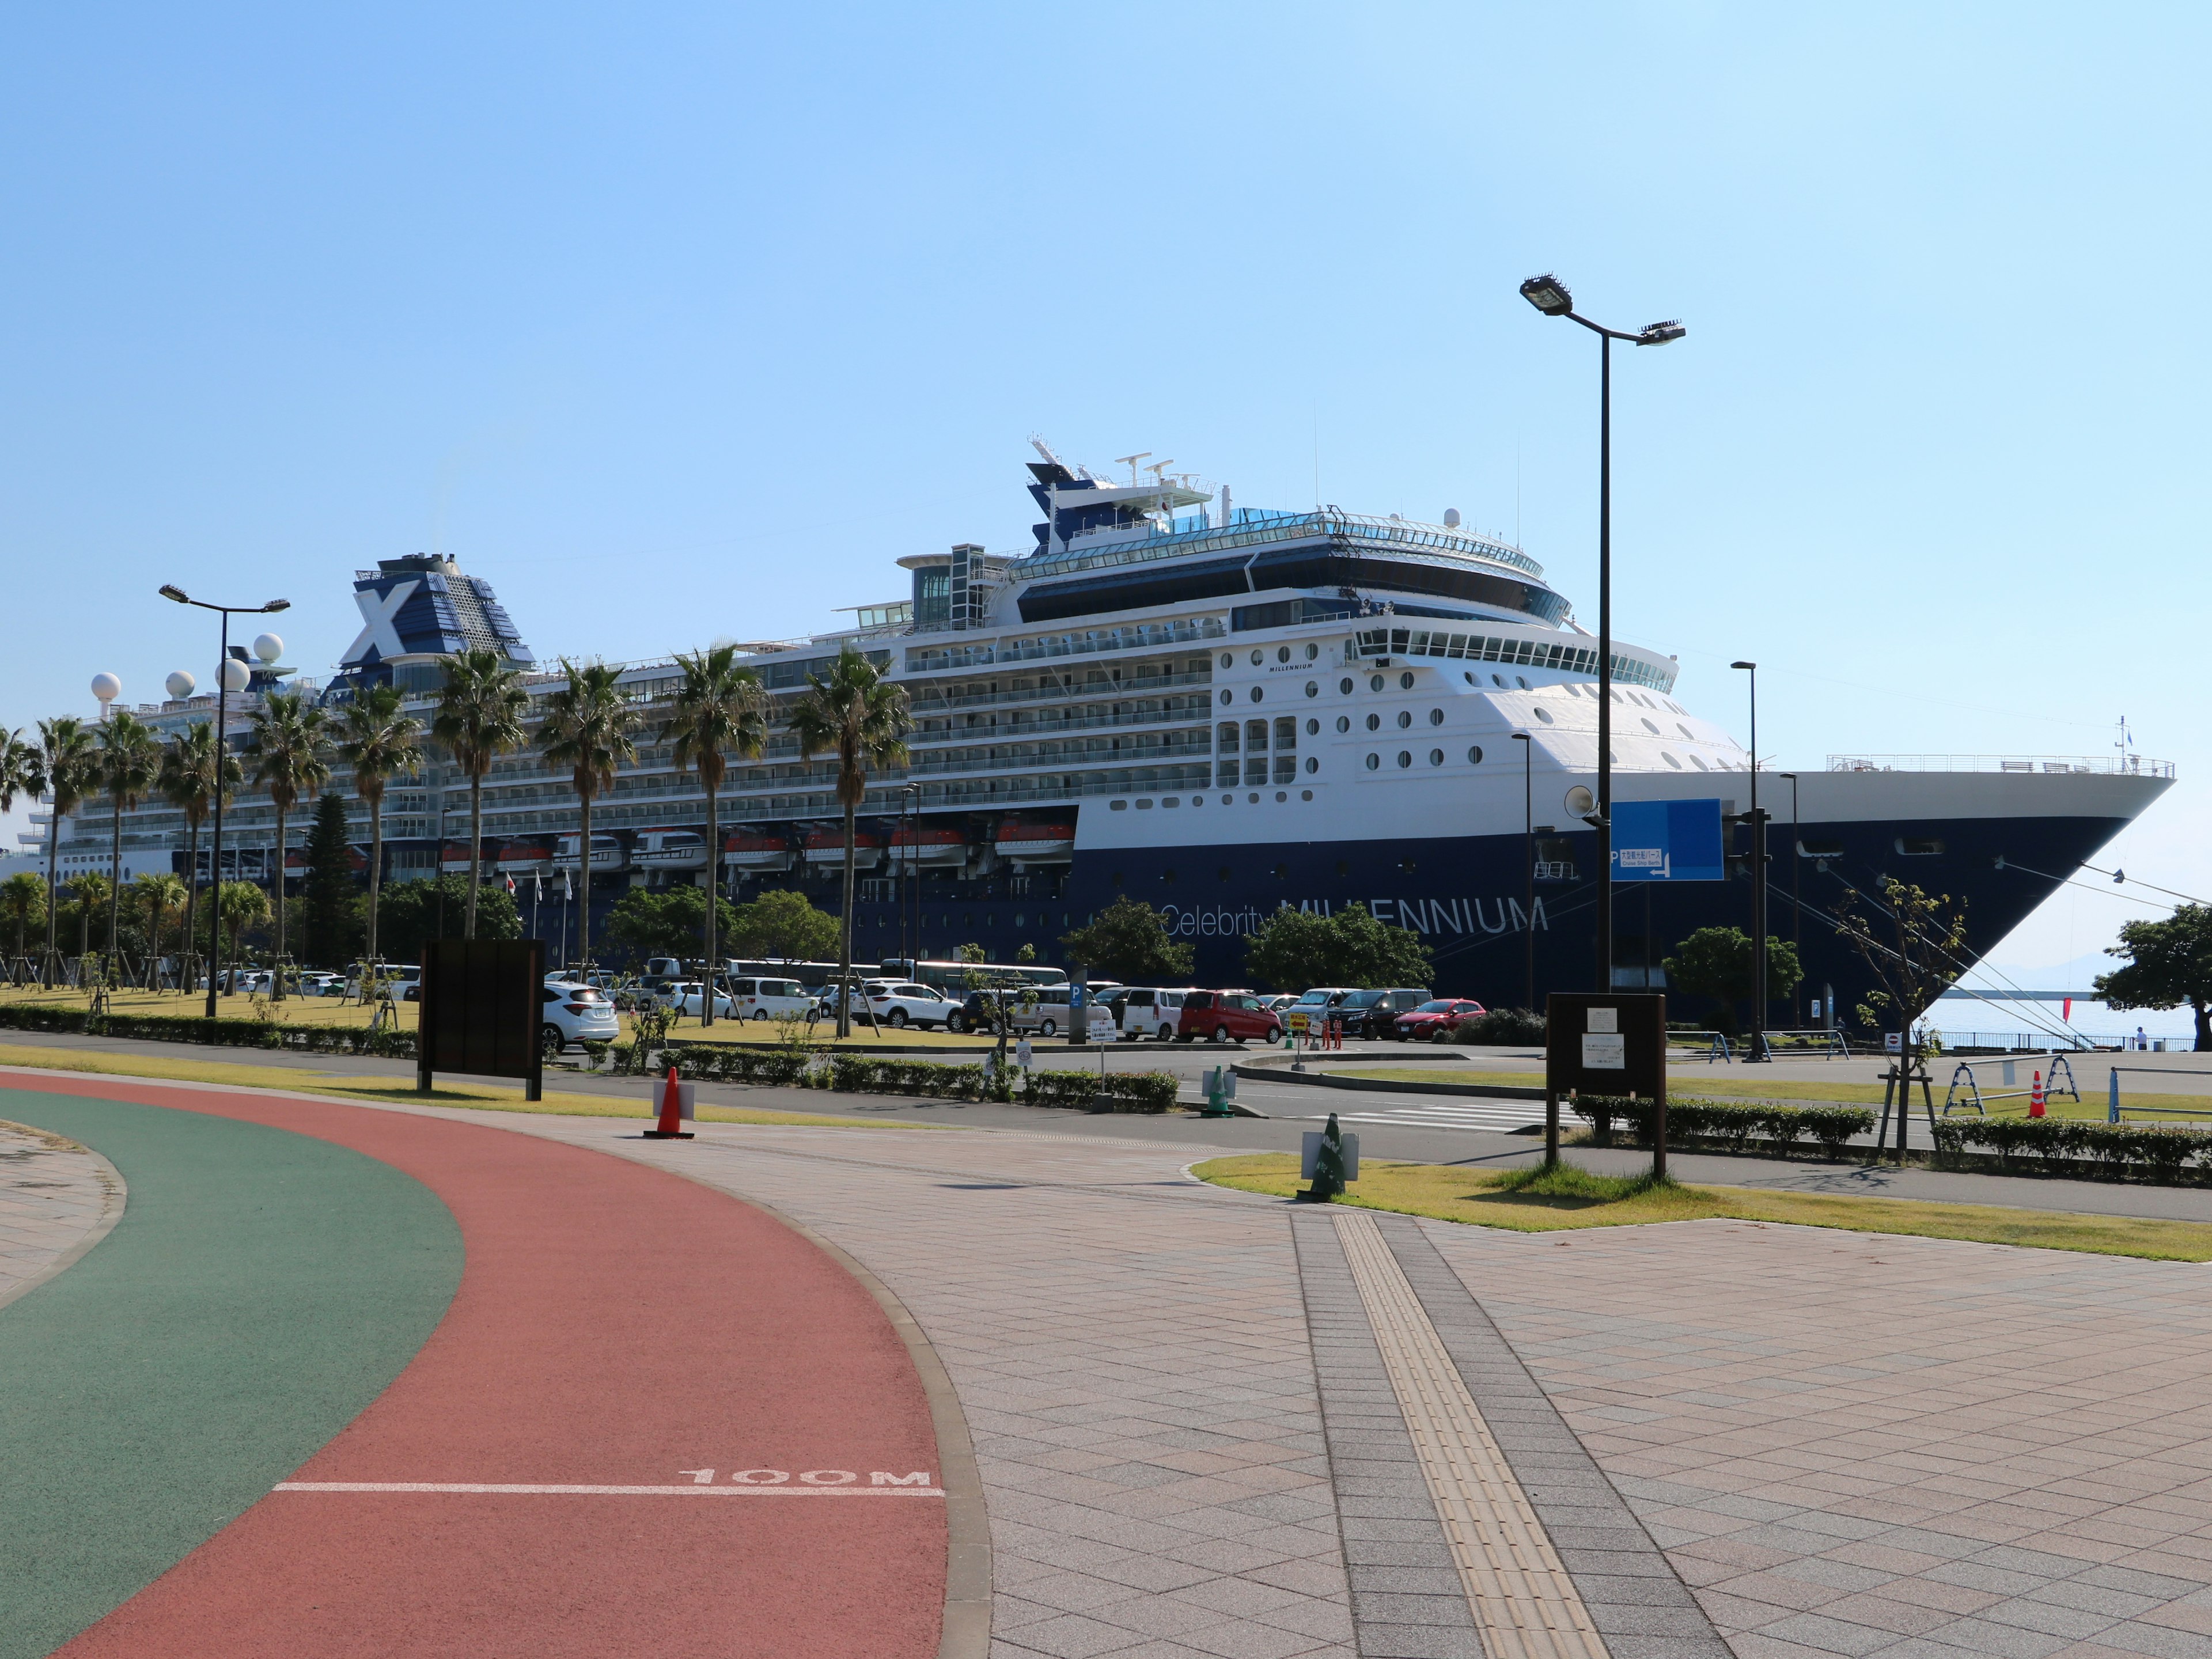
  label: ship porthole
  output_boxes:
[1468,746,1483,764]
[1429,708,1444,725]
[1305,718,1319,736]
[1339,677,1353,695]
[1400,672,1415,690]
[1250,649,1264,665]
[1249,685,1263,702]
[1663,752,1683,769]
[1336,715,1350,733]
[1365,753,1380,771]
[1305,681,1318,698]
[1396,710,1412,729]
[1220,653,1233,669]
[1365,713,1380,731]
[1369,674,1384,692]
[1277,646,1291,663]
[1429,749,1444,766]
[1275,791,1287,802]
[1397,751,1411,768]
[1533,707,1555,724]
[1301,789,1313,800]
[1305,756,1318,774]
[1219,690,1232,705]
[1306,643,1319,661]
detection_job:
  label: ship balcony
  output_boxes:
[908,734,1213,778]
[910,702,1211,745]
[906,665,1213,715]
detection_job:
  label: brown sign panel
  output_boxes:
[1544,993,1666,1099]
[419,938,546,1101]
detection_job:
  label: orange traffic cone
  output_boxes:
[2029,1070,2046,1118]
[643,1064,695,1139]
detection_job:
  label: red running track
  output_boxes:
[21,1075,947,1659]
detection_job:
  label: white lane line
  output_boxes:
[275,1482,945,1497]
[1289,1106,1543,1131]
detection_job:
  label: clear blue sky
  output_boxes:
[3,2,2205,987]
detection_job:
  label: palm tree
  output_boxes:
[68,871,109,960]
[787,648,911,1037]
[159,721,237,990]
[96,711,163,969]
[245,690,331,996]
[215,879,272,988]
[536,660,639,975]
[660,647,767,1025]
[35,717,96,986]
[134,872,188,984]
[0,730,42,974]
[336,684,423,964]
[1,872,45,974]
[431,649,529,940]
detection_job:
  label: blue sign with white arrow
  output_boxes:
[1610,799,1726,882]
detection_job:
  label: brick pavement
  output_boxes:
[0,1117,121,1309]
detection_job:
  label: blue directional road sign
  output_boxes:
[1610,799,1725,882]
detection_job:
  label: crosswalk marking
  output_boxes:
[1283,1100,1545,1133]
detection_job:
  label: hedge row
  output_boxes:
[1571,1095,1875,1158]
[615,1040,1179,1113]
[0,1000,418,1058]
[1930,1116,2212,1178]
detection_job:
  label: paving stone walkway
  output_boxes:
[0,1117,121,1309]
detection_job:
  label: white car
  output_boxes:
[297,971,343,997]
[660,980,737,1019]
[1007,987,1122,1041]
[725,976,813,1021]
[540,982,621,1054]
[1115,988,1196,1042]
[864,982,962,1031]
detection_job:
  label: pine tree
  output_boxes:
[298,792,361,968]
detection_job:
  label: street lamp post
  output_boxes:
[160,585,290,1019]
[1779,771,1801,1025]
[1520,275,1684,992]
[898,783,921,970]
[1510,732,1534,1011]
[1732,661,1768,1060]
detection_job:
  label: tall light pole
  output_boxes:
[1510,731,1534,1012]
[1732,661,1767,1060]
[1520,275,1684,992]
[160,585,290,1018]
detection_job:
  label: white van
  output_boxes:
[1007,985,1120,1041]
[1116,988,1195,1042]
[725,975,816,1022]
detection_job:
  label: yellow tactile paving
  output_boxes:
[1334,1208,1611,1659]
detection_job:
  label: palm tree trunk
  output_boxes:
[181,817,200,995]
[465,774,484,939]
[43,816,60,988]
[108,797,123,969]
[367,796,384,962]
[577,789,594,970]
[272,802,289,997]
[837,800,857,1039]
[702,783,718,1027]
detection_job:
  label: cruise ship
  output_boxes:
[37,442,2173,1018]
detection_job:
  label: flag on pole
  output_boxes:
[533,872,544,903]
[562,870,573,901]
[503,872,517,896]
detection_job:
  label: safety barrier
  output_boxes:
[2105,1066,2212,1123]
[1944,1054,2078,1118]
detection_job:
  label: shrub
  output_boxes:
[0,1001,418,1058]
[1931,1117,2212,1180]
[1449,1007,1547,1046]
[1020,1068,1178,1113]
[1569,1095,1874,1158]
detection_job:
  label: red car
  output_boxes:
[1395,998,1486,1041]
[1177,990,1286,1044]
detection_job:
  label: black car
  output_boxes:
[1333,987,1433,1040]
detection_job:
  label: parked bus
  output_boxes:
[874,957,1066,994]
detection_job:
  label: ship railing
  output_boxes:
[1826,754,2175,778]
[908,618,1228,673]
[909,668,1213,714]
[1010,509,1544,584]
[912,706,1212,745]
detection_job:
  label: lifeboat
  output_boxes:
[722,831,794,872]
[497,838,554,876]
[553,832,628,874]
[994,820,1076,864]
[889,822,971,869]
[802,826,884,870]
[633,828,709,870]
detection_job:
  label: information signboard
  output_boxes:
[1609,800,1725,882]
[1545,993,1667,1098]
[418,938,546,1102]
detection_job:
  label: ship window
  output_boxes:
[1799,839,1844,858]
[1275,790,1287,801]
[1275,717,1297,747]
[1306,643,1319,660]
[1396,710,1412,729]
[1302,789,1313,800]
[1219,690,1232,706]
[1219,653,1233,669]
[1273,756,1295,784]
[1246,719,1268,748]
[1690,754,1708,770]
[1277,646,1291,663]
[1305,718,1319,736]
[1250,649,1264,665]
[1493,674,1506,687]
[1110,799,1128,810]
[1642,718,1661,734]
[1248,685,1263,702]
[1370,675,1385,692]
[1663,752,1683,769]
[1516,676,1528,690]
[1533,707,1555,725]
[1365,713,1380,732]
[1429,749,1444,766]
[1162,797,1179,808]
[1339,677,1353,694]
[1677,723,1695,740]
[1305,756,1318,774]
[1335,715,1350,733]
[1397,751,1412,768]
[1897,838,1945,857]
[1252,794,1262,804]
[1468,746,1483,764]
[1429,708,1444,725]
[1400,672,1415,690]
[1365,753,1380,771]
[1305,681,1318,698]
[1217,763,1237,787]
[1217,722,1238,751]
[1135,799,1153,809]
[1465,672,1475,685]
[1245,759,1267,785]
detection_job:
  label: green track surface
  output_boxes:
[0,1091,461,1659]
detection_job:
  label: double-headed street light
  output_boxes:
[160,585,290,1017]
[1510,732,1535,1012]
[1520,275,1684,993]
[1732,660,1768,1060]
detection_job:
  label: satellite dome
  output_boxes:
[252,632,285,664]
[90,672,121,703]
[165,671,196,700]
[1442,508,1461,529]
[218,658,252,694]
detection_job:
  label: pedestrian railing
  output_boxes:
[2105,1066,2212,1122]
